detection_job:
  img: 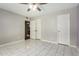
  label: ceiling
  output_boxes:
[0,3,78,17]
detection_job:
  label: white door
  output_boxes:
[30,19,41,40]
[30,20,36,39]
[57,14,70,45]
[36,19,41,39]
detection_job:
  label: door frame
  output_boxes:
[25,20,30,40]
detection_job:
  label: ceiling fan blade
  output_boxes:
[39,3,47,5]
[20,3,28,5]
[37,7,41,11]
[20,3,47,5]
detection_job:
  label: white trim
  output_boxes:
[40,39,77,49]
[0,39,24,47]
[70,45,77,48]
[40,39,58,45]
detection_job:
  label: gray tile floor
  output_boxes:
[0,39,79,56]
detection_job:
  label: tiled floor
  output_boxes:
[0,39,79,56]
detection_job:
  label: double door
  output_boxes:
[30,19,41,40]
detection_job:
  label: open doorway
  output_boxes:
[25,21,30,40]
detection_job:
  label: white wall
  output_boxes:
[33,6,78,47]
[0,9,25,45]
[77,5,79,48]
[41,15,57,42]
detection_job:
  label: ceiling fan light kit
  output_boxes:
[20,3,47,12]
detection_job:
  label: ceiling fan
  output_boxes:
[20,3,47,12]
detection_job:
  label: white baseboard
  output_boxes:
[40,39,58,45]
[70,45,77,48]
[40,39,77,48]
[0,39,25,47]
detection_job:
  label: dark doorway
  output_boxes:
[25,21,30,40]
